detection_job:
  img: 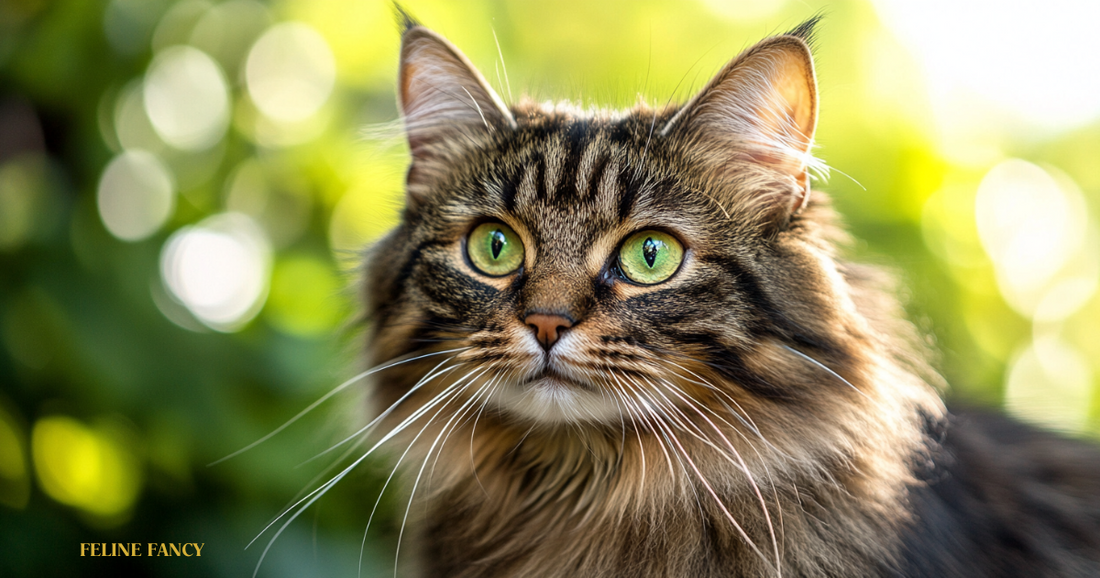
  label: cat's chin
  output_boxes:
[490,375,624,425]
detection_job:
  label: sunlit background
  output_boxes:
[2,0,1099,576]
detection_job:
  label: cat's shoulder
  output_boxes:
[901,409,1100,577]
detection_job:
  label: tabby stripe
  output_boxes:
[697,253,781,326]
[544,143,564,202]
[556,123,589,202]
[616,169,637,221]
[403,314,476,353]
[417,259,500,307]
[534,154,547,201]
[659,331,799,401]
[514,156,539,207]
[500,168,519,211]
[713,351,799,401]
[574,139,600,199]
[698,252,845,360]
[372,237,452,330]
[595,157,620,216]
[584,152,611,202]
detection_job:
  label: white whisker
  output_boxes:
[250,366,480,577]
[651,375,782,576]
[303,354,468,466]
[470,367,515,496]
[357,366,485,578]
[428,368,503,486]
[782,345,872,401]
[491,27,512,101]
[640,390,774,574]
[210,347,469,466]
[394,364,498,577]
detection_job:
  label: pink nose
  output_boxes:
[524,314,573,350]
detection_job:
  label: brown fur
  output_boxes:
[355,16,1100,578]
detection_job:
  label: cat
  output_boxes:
[355,12,1100,578]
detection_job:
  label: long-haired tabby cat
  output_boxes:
[354,13,1100,578]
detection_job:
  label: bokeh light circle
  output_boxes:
[160,213,271,332]
[265,254,345,337]
[245,22,336,123]
[1004,336,1094,433]
[97,150,176,242]
[31,416,142,519]
[143,45,230,151]
[875,0,1100,131]
[975,159,1093,318]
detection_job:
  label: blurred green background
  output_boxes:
[2,0,1099,576]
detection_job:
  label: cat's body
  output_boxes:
[359,15,1100,578]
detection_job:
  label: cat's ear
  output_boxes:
[662,21,819,220]
[399,24,515,201]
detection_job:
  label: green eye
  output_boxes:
[618,230,684,285]
[467,222,525,276]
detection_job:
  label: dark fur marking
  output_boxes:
[500,167,520,212]
[534,153,547,202]
[586,153,611,200]
[554,120,589,204]
[416,261,502,313]
[616,169,635,222]
[600,335,640,346]
[658,329,799,400]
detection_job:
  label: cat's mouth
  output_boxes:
[493,363,621,424]
[521,367,596,392]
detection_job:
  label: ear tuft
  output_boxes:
[786,15,822,45]
[392,3,420,35]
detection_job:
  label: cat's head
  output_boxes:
[365,17,934,447]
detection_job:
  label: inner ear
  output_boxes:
[661,30,819,218]
[399,26,515,201]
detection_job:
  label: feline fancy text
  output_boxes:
[80,542,204,557]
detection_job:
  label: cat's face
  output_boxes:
[387,114,754,424]
[365,22,869,432]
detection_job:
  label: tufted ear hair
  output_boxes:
[661,19,821,224]
[398,22,515,203]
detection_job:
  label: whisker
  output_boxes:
[637,388,774,573]
[644,358,784,470]
[357,369,481,578]
[470,366,516,495]
[618,369,777,574]
[652,362,771,450]
[249,367,479,576]
[428,368,504,486]
[300,355,468,466]
[651,375,782,576]
[616,372,682,493]
[600,376,650,506]
[649,355,791,463]
[608,382,628,473]
[209,347,469,466]
[359,383,468,578]
[646,353,769,436]
[491,27,512,101]
[781,345,878,404]
[394,364,498,577]
[271,432,371,535]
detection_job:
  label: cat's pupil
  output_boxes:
[490,230,506,259]
[642,237,660,268]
